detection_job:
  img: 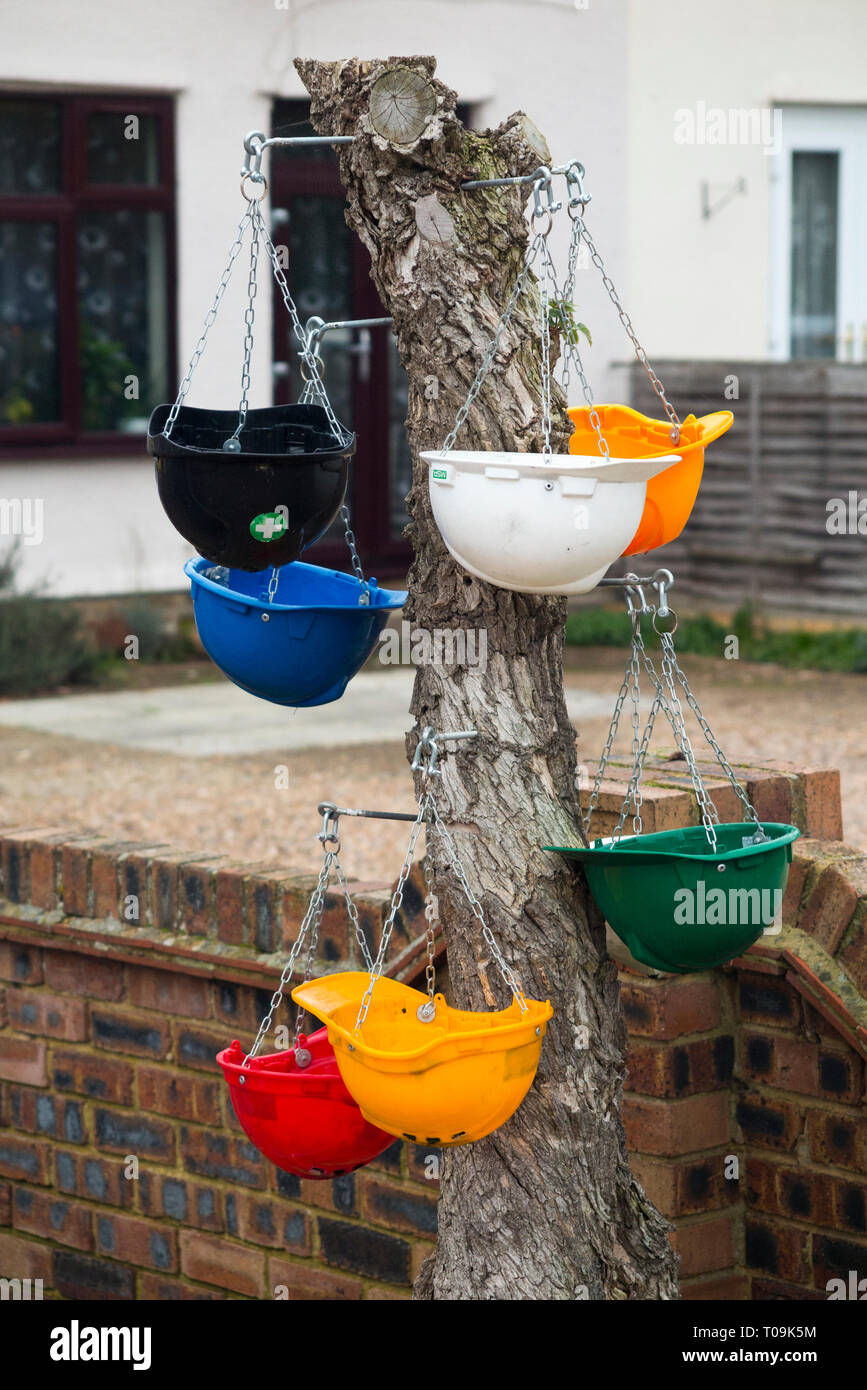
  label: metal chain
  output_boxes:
[163,203,255,439]
[538,243,554,460]
[441,228,547,452]
[422,853,438,1008]
[429,799,528,1013]
[574,210,682,443]
[254,202,350,447]
[266,566,280,605]
[293,878,324,1052]
[340,504,370,605]
[658,630,764,834]
[541,223,610,461]
[354,793,433,1030]
[635,621,720,852]
[583,640,635,836]
[244,848,335,1064]
[332,856,375,972]
[223,209,261,450]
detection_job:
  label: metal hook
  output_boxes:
[651,568,675,618]
[531,166,561,223]
[317,801,341,848]
[565,160,592,214]
[410,726,478,778]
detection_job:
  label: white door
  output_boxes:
[769,106,867,361]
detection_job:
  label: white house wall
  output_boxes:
[626,0,867,366]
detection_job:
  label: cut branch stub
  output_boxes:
[369,66,438,145]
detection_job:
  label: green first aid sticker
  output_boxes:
[250,510,288,542]
[432,469,448,480]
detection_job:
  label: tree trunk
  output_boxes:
[296,54,679,1301]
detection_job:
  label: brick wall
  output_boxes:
[1,757,865,1300]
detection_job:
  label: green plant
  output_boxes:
[565,603,867,674]
[547,298,591,348]
[120,599,199,663]
[79,323,141,432]
[0,543,103,695]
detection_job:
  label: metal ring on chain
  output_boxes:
[240,172,268,201]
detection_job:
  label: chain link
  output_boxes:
[163,204,255,439]
[354,793,433,1030]
[266,566,280,605]
[332,856,375,972]
[223,209,260,449]
[253,203,350,448]
[244,849,334,1064]
[422,853,438,1007]
[428,800,528,1012]
[441,229,546,453]
[658,630,764,834]
[340,504,370,604]
[573,211,682,443]
[541,222,610,461]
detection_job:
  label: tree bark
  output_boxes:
[296,54,679,1301]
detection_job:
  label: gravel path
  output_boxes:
[0,650,864,882]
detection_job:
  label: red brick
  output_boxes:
[180,1126,265,1188]
[839,909,867,998]
[745,1156,780,1216]
[62,839,108,917]
[745,773,793,827]
[805,1109,867,1174]
[128,966,211,1019]
[91,1006,171,1058]
[627,1036,734,1098]
[52,1049,134,1105]
[28,836,63,910]
[735,1092,802,1153]
[751,1276,827,1300]
[681,1272,749,1300]
[799,864,861,953]
[137,1065,221,1124]
[812,1232,867,1291]
[801,767,843,840]
[1,835,28,902]
[13,1187,93,1250]
[0,1230,54,1283]
[228,1193,311,1252]
[630,1156,678,1217]
[43,950,124,1001]
[138,1173,223,1231]
[621,977,722,1041]
[214,978,266,1033]
[0,942,42,985]
[179,1231,265,1297]
[215,865,249,946]
[8,988,87,1041]
[8,1086,87,1144]
[622,1092,730,1157]
[773,1035,819,1095]
[737,970,800,1027]
[95,1212,178,1272]
[54,1150,134,1208]
[745,1216,810,1283]
[91,847,121,920]
[0,1135,50,1184]
[0,1036,47,1087]
[672,1214,735,1277]
[832,1177,867,1236]
[359,1176,439,1237]
[269,1259,363,1300]
[178,860,219,936]
[138,1273,225,1300]
[173,1021,231,1072]
[94,1107,175,1164]
[119,844,174,927]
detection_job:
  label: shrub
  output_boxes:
[0,544,103,696]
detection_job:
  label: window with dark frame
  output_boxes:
[0,92,175,451]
